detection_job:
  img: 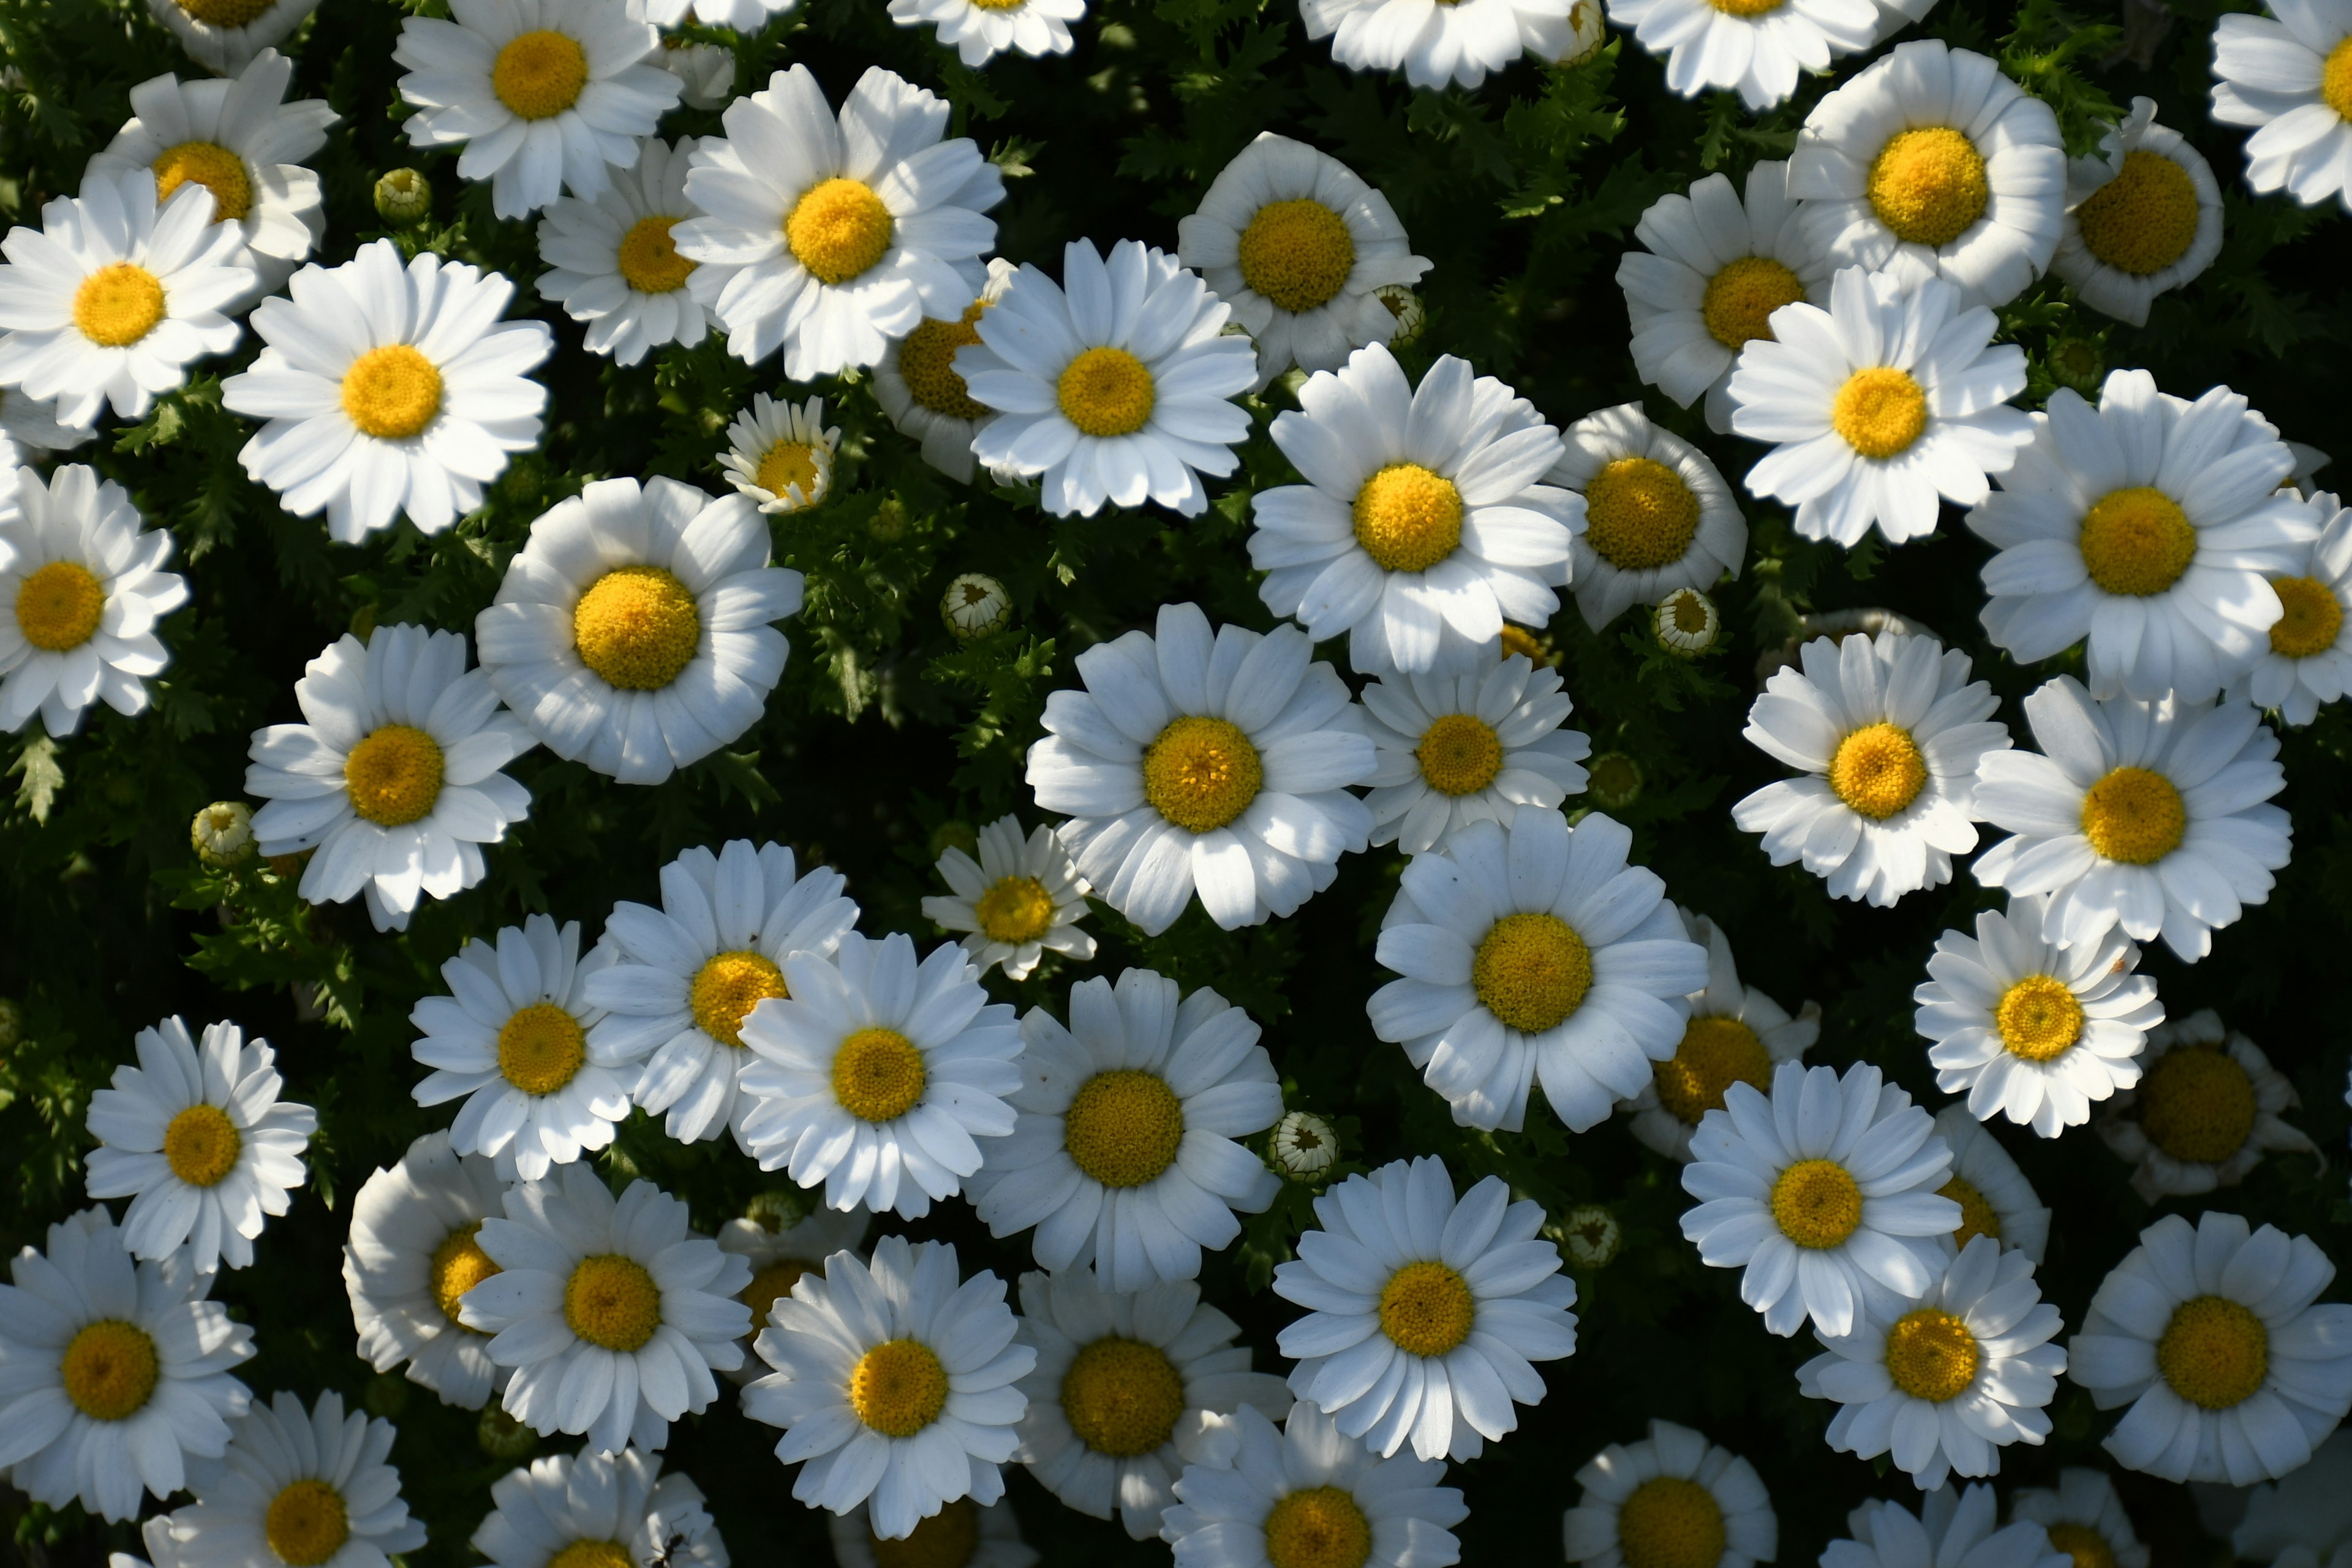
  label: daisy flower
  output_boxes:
[461,1163,753,1455]
[1623,908,1819,1163]
[2233,1433,2352,1566]
[717,1204,869,1339]
[472,1446,727,1568]
[717,393,840,514]
[2067,1210,2352,1484]
[2051,99,2223,326]
[0,387,89,473]
[873,258,1014,486]
[675,65,1004,381]
[2233,489,2352,725]
[0,171,252,431]
[1549,401,1746,631]
[652,36,734,111]
[1732,630,2010,908]
[146,0,322,75]
[635,0,794,29]
[2010,1471,2150,1568]
[1931,1107,2050,1264]
[1970,676,2291,962]
[1358,654,1591,853]
[473,477,803,786]
[221,239,554,543]
[1968,370,2310,703]
[410,914,636,1182]
[1273,1155,1578,1462]
[958,239,1256,518]
[1605,0,1883,112]
[243,623,535,933]
[0,1207,254,1522]
[1679,1059,1959,1338]
[341,1129,513,1409]
[1727,267,2033,547]
[967,967,1283,1292]
[2094,1009,2316,1203]
[1298,0,1579,89]
[1789,40,2067,311]
[393,0,680,221]
[1657,586,1724,654]
[890,0,1084,65]
[83,1017,314,1275]
[170,1389,426,1568]
[1827,1485,2070,1568]
[2212,1,2352,215]
[1012,1267,1293,1539]
[0,462,187,737]
[1368,805,1708,1133]
[534,136,719,367]
[1245,342,1576,676]
[1176,133,1432,387]
[1561,1419,1777,1568]
[1024,601,1375,936]
[829,1497,1035,1568]
[921,813,1096,980]
[1270,1111,1341,1182]
[584,838,859,1146]
[743,1235,1035,1540]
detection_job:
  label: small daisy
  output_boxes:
[1368,805,1708,1133]
[148,0,322,75]
[1360,654,1592,855]
[0,462,187,737]
[2051,99,2224,326]
[2010,1470,2150,1568]
[1176,133,1432,387]
[1273,1155,1578,1462]
[829,1497,1035,1568]
[1270,1111,1341,1182]
[1561,1419,1778,1568]
[921,813,1096,980]
[872,258,1015,486]
[890,0,1084,65]
[675,64,1005,381]
[393,0,681,221]
[2212,1,2352,215]
[2234,489,2352,725]
[1931,1107,2051,1264]
[341,1129,513,1409]
[0,171,252,431]
[1971,676,2291,962]
[473,477,803,786]
[472,1446,727,1568]
[635,0,795,30]
[1826,1485,2070,1568]
[2095,1009,2316,1203]
[743,1234,1035,1540]
[584,837,859,1146]
[1024,601,1376,936]
[171,1389,426,1568]
[967,967,1283,1292]
[1550,401,1746,631]
[717,1204,869,1340]
[1789,39,2068,311]
[1728,267,2033,547]
[221,239,554,543]
[1680,1059,1959,1338]
[1298,0,1579,89]
[1732,630,2010,907]
[2233,1432,2352,1566]
[1623,907,1819,1164]
[461,1163,753,1455]
[2067,1209,2352,1484]
[0,1207,254,1522]
[1657,587,1724,654]
[1606,0,1883,111]
[717,393,840,514]
[535,135,719,367]
[244,623,536,932]
[1246,342,1577,675]
[652,36,734,111]
[959,239,1256,519]
[0,387,90,473]
[83,1016,315,1275]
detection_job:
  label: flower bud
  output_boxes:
[1587,752,1643,811]
[372,168,431,225]
[943,573,1011,641]
[1654,587,1721,656]
[191,801,256,866]
[1270,1110,1340,1181]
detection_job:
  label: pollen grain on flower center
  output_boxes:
[976,874,1055,943]
[1828,722,1926,820]
[2075,149,2201,276]
[498,1001,587,1095]
[1352,462,1463,574]
[869,1498,981,1568]
[1415,712,1504,796]
[431,1221,500,1327]
[1868,126,1990,247]
[59,1319,160,1420]
[15,560,107,652]
[1830,367,1929,460]
[164,1102,243,1187]
[1939,1176,2002,1250]
[491,29,590,121]
[1264,1485,1373,1568]
[831,1027,928,1123]
[2079,486,2196,597]
[265,1479,350,1567]
[2323,36,2352,120]
[1884,1307,1980,1402]
[2135,1042,2257,1164]
[1770,1158,1862,1248]
[573,565,702,690]
[344,723,446,827]
[2079,764,2185,865]
[689,949,788,1049]
[341,344,444,440]
[2269,574,2344,657]
[1064,1069,1185,1188]
[1378,1259,1476,1357]
[1701,254,1806,350]
[549,1542,633,1568]
[742,1259,813,1329]
[563,1253,662,1352]
[786,177,895,286]
[1706,0,1782,14]
[72,263,167,349]
[897,305,993,419]
[1473,911,1593,1033]
[1995,974,2084,1062]
[850,1336,949,1437]
[1585,456,1702,570]
[153,140,252,224]
[1237,198,1359,314]
[2157,1294,2268,1409]
[1654,1015,1771,1125]
[617,215,696,294]
[1056,345,1156,437]
[1615,1476,1728,1568]
[1060,1335,1188,1457]
[1143,714,1263,833]
[756,440,823,502]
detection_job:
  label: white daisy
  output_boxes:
[635,0,795,31]
[2067,1209,2352,1484]
[717,393,840,514]
[2234,488,2352,725]
[742,1234,1035,1540]
[0,1207,254,1522]
[243,623,536,933]
[1298,0,1578,89]
[0,171,252,431]
[1549,401,1746,631]
[170,1389,426,1568]
[221,239,554,543]
[2051,99,2224,326]
[2234,1431,2352,1567]
[535,135,718,367]
[1606,0,1883,111]
[0,386,90,473]
[1679,1059,1959,1338]
[1273,1154,1578,1462]
[472,1446,728,1568]
[717,1204,869,1341]
[827,1496,1035,1568]
[584,837,859,1145]
[0,462,187,737]
[341,1129,513,1409]
[1826,1485,2070,1568]
[1930,1107,2050,1265]
[674,64,1004,381]
[872,258,1015,486]
[1176,133,1432,387]
[2212,0,2352,216]
[958,238,1256,519]
[473,476,803,786]
[1789,40,2067,311]
[967,967,1283,1292]
[2010,1470,2150,1568]
[1023,601,1376,936]
[1623,907,1819,1163]
[147,0,321,75]
[890,0,1084,64]
[651,36,734,111]
[461,1163,753,1455]
[1368,805,1708,1133]
[1561,1419,1778,1568]
[1970,676,2291,962]
[1246,341,1577,676]
[394,0,681,221]
[921,813,1096,980]
[2094,1009,2316,1202]
[1357,654,1591,854]
[1656,586,1724,654]
[1732,630,2010,907]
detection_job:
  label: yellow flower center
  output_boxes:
[2324,37,2352,119]
[1585,456,1702,570]
[1653,1015,1772,1126]
[563,1254,662,1352]
[1770,1158,1861,1249]
[616,215,695,293]
[430,1221,500,1328]
[548,1542,634,1568]
[1995,974,2084,1062]
[164,1102,242,1187]
[59,1320,160,1421]
[786,177,895,286]
[975,875,1056,943]
[1142,714,1263,833]
[2075,149,2201,276]
[497,1002,587,1095]
[1264,1487,1373,1568]
[1236,198,1358,314]
[72,263,166,349]
[831,1027,929,1123]
[1706,0,1782,14]
[2046,1525,2120,1568]
[742,1258,814,1329]
[174,0,274,21]
[2079,765,2186,865]
[1883,1306,1981,1403]
[1616,1476,1729,1568]
[2269,574,2345,657]
[153,140,252,224]
[1831,367,1929,459]
[1472,911,1593,1033]
[264,1479,349,1567]
[14,560,106,653]
[1414,713,1504,796]
[1060,1336,1188,1457]
[1056,345,1156,438]
[688,949,788,1049]
[2157,1294,2269,1409]
[2136,1042,2257,1164]
[1499,625,1545,662]
[756,440,822,502]
[340,344,443,440]
[869,1498,981,1568]
[1063,1069,1185,1188]
[491,30,589,121]
[2079,486,2196,597]
[1939,1175,2003,1250]
[1351,462,1463,575]
[573,565,702,690]
[896,304,992,419]
[850,1336,948,1437]
[343,723,445,827]
[1868,126,1990,247]
[1701,254,1806,350]
[1378,1259,1476,1357]
[1828,722,1927,820]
